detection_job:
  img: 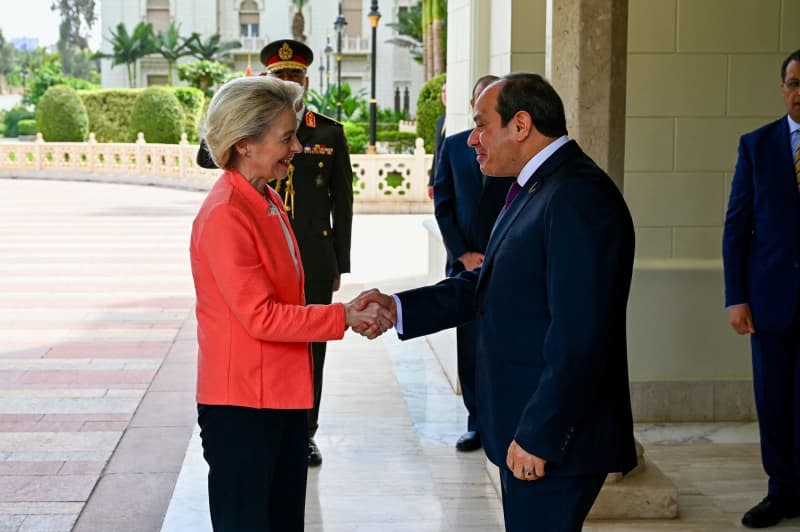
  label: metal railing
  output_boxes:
[0,133,433,213]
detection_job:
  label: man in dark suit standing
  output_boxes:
[197,39,353,468]
[354,73,637,531]
[433,74,511,452]
[723,49,800,529]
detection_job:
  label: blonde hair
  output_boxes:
[203,76,304,169]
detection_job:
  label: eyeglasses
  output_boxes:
[783,79,800,91]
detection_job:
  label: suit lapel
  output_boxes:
[478,141,582,290]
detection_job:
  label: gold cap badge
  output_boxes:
[278,42,293,61]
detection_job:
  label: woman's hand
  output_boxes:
[344,300,394,339]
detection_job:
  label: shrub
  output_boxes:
[172,87,205,143]
[3,105,35,138]
[415,73,446,153]
[35,84,89,141]
[129,87,185,144]
[17,119,37,136]
[0,122,5,137]
[79,89,139,143]
[343,121,367,154]
[376,130,417,153]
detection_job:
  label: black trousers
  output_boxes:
[456,321,479,432]
[304,279,334,439]
[197,405,308,532]
[751,308,800,497]
[499,469,605,532]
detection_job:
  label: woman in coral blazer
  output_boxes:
[190,76,381,532]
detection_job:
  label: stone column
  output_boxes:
[546,0,628,189]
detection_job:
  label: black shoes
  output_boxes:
[308,438,322,467]
[455,430,482,452]
[742,496,800,528]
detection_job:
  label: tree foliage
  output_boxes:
[22,56,98,106]
[306,83,367,121]
[51,0,97,76]
[178,60,230,97]
[103,22,156,88]
[415,73,445,152]
[0,30,15,79]
[187,34,241,64]
[154,23,198,86]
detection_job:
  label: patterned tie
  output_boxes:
[794,130,800,190]
[503,181,523,210]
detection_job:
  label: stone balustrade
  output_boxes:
[0,133,434,214]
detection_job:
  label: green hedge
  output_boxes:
[343,121,367,154]
[79,89,139,143]
[172,87,204,143]
[3,105,35,138]
[376,130,417,153]
[415,73,446,153]
[17,119,37,136]
[129,87,185,144]
[36,85,89,142]
[78,87,205,143]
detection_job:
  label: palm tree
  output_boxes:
[187,34,242,64]
[430,0,445,77]
[420,0,446,79]
[154,23,198,85]
[291,0,308,42]
[103,22,156,88]
[386,3,423,64]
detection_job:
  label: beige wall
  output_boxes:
[626,0,799,259]
[448,0,800,259]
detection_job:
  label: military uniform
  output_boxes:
[196,39,354,467]
[272,107,353,446]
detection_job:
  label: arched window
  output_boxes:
[146,0,170,32]
[240,0,260,37]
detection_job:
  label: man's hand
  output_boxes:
[506,439,547,481]
[459,251,485,271]
[348,289,397,339]
[728,304,755,335]
[343,300,392,339]
[427,185,434,200]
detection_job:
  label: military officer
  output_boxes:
[196,39,354,468]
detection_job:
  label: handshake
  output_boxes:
[342,289,397,339]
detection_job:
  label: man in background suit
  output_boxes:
[723,48,800,529]
[433,74,511,452]
[427,81,447,200]
[197,39,353,468]
[354,73,637,531]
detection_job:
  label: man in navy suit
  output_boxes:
[433,74,512,452]
[354,73,637,531]
[723,49,800,529]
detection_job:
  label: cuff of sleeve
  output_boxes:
[392,294,404,335]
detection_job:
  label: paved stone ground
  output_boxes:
[0,179,204,531]
[3,177,800,532]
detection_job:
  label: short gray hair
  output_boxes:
[203,76,304,169]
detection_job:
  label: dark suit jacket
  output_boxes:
[398,141,637,477]
[428,113,446,187]
[433,129,511,275]
[197,109,353,282]
[723,117,800,333]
